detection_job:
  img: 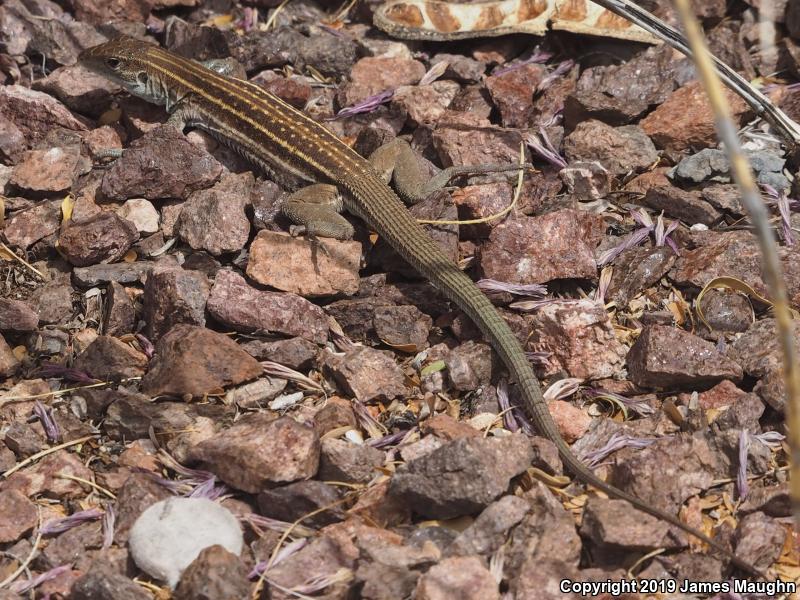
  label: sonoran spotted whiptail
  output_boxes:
[79,36,762,577]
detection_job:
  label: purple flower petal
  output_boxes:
[737,429,750,500]
[477,279,547,298]
[331,89,394,120]
[42,508,104,535]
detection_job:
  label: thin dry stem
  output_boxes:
[672,0,800,518]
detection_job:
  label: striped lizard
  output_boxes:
[79,36,761,577]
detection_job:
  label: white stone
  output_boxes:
[128,497,243,588]
[117,198,159,234]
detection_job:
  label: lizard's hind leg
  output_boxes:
[282,183,355,241]
[369,138,531,204]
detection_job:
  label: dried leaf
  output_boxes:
[419,359,446,377]
[696,275,796,332]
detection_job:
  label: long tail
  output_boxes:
[434,262,763,577]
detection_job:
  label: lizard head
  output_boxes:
[79,36,163,104]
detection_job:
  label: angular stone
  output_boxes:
[0,335,20,378]
[140,325,262,398]
[580,497,683,551]
[338,57,425,107]
[142,266,210,341]
[2,199,61,250]
[485,63,546,128]
[73,335,147,381]
[323,346,407,402]
[240,336,319,370]
[527,299,626,380]
[70,560,149,600]
[258,480,345,528]
[246,230,362,297]
[318,437,385,484]
[100,124,223,201]
[188,414,319,493]
[0,298,38,333]
[32,63,119,117]
[9,145,89,194]
[478,210,604,284]
[104,281,136,336]
[57,211,139,267]
[415,555,500,600]
[642,185,721,226]
[176,172,252,256]
[640,80,750,154]
[627,325,742,389]
[563,120,658,177]
[117,198,159,235]
[207,269,328,343]
[0,489,38,543]
[174,545,250,600]
[0,85,88,163]
[389,433,533,519]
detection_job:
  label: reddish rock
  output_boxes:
[318,438,385,484]
[389,433,533,519]
[433,116,526,169]
[140,325,262,398]
[421,414,481,441]
[313,398,358,437]
[373,304,432,350]
[241,336,319,370]
[485,63,546,128]
[34,280,74,325]
[564,45,681,127]
[563,120,658,177]
[142,266,210,341]
[207,269,328,343]
[176,172,252,256]
[608,246,676,308]
[627,325,743,389]
[2,199,61,249]
[100,124,223,201]
[174,545,250,600]
[478,209,604,284]
[258,480,345,528]
[393,81,461,128]
[642,185,721,226]
[323,346,407,402]
[70,0,152,25]
[0,298,38,333]
[0,489,38,543]
[580,497,683,551]
[9,144,90,194]
[445,341,493,392]
[73,335,147,381]
[452,182,513,240]
[57,212,139,267]
[416,556,499,600]
[32,64,120,117]
[674,231,800,308]
[104,281,136,336]
[696,380,750,410]
[0,85,88,163]
[734,511,787,572]
[338,57,426,107]
[0,335,20,378]
[189,414,319,493]
[527,299,626,380]
[70,559,150,600]
[247,230,362,297]
[548,400,592,443]
[3,450,94,499]
[640,80,750,154]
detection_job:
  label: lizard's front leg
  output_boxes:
[369,138,530,205]
[282,183,355,241]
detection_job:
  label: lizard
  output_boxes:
[78,36,762,577]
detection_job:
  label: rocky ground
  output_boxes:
[1,0,800,598]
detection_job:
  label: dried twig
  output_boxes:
[671,0,800,518]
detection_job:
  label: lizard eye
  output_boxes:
[105,57,121,70]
